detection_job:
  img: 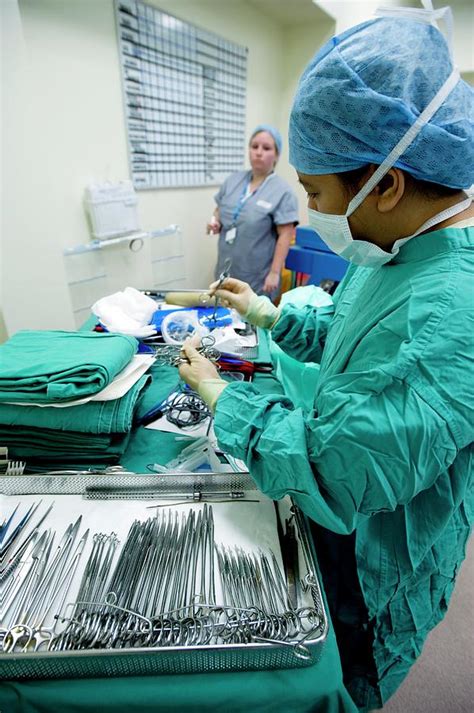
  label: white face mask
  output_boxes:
[308,197,472,268]
[306,29,471,268]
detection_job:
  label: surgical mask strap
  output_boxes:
[407,196,473,239]
[345,66,459,217]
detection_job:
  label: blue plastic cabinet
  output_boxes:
[285,226,348,286]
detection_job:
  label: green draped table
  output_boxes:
[0,331,357,713]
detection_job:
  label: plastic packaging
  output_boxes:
[84,181,140,239]
[161,310,209,345]
[151,437,211,473]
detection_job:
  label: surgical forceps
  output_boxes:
[210,257,232,323]
[0,503,54,582]
[0,501,42,561]
[27,528,89,651]
[0,504,19,547]
[2,516,83,653]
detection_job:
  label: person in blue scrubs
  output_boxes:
[207,124,299,298]
[180,5,473,711]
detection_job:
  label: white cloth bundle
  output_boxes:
[92,287,157,337]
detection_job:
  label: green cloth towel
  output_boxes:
[0,375,150,434]
[0,330,137,403]
[0,426,130,460]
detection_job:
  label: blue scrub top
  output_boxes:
[214,170,299,294]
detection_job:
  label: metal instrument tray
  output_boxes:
[0,472,328,681]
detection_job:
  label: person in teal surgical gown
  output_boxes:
[179,4,474,711]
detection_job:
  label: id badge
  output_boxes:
[225,227,236,244]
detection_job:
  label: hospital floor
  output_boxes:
[379,537,473,712]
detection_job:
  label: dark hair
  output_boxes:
[337,165,460,200]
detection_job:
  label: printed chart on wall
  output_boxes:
[114,0,248,189]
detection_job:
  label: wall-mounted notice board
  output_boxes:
[114,0,248,189]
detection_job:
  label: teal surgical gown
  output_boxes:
[214,224,474,710]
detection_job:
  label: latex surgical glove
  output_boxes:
[198,378,229,413]
[211,277,255,316]
[245,293,280,330]
[262,270,280,294]
[212,278,281,329]
[178,340,220,389]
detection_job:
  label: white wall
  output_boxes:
[1,0,332,336]
[452,2,474,73]
[315,0,381,31]
[276,17,336,217]
[1,0,30,342]
[3,0,134,334]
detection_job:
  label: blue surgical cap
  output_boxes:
[251,124,283,155]
[289,16,474,188]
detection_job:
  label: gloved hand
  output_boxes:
[198,378,229,412]
[212,277,280,329]
[210,277,254,315]
[178,341,228,411]
[245,293,280,329]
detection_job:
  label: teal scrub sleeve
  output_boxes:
[271,264,354,363]
[213,372,457,535]
[271,303,336,363]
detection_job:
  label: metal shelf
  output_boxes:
[64,225,180,256]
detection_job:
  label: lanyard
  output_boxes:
[231,173,273,224]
